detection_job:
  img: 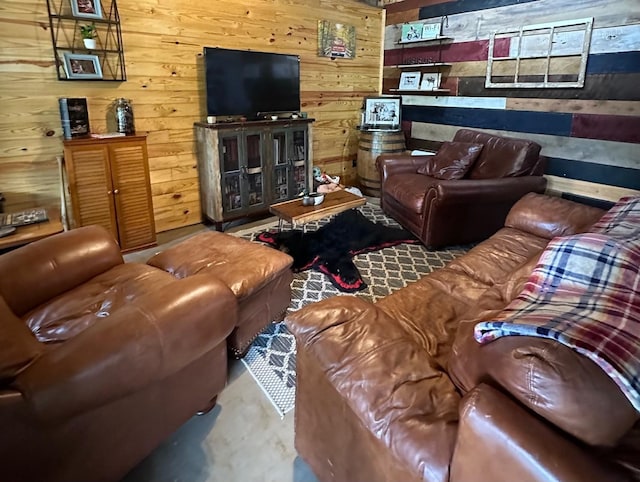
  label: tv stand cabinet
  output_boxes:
[194,118,314,230]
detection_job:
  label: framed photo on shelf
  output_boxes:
[399,71,421,90]
[420,72,442,91]
[62,53,103,79]
[362,96,401,131]
[400,23,423,42]
[70,0,103,19]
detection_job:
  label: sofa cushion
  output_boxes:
[417,142,483,180]
[23,263,177,343]
[147,231,293,300]
[453,129,541,179]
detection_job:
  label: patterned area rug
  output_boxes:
[237,204,468,416]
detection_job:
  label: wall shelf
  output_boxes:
[397,36,452,45]
[395,63,452,69]
[390,89,451,94]
[46,0,126,81]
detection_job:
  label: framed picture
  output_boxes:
[420,72,442,91]
[400,23,423,43]
[362,96,402,130]
[399,71,421,90]
[70,0,103,19]
[62,53,103,79]
[421,22,442,40]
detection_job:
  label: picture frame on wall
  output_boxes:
[62,53,103,79]
[362,96,402,131]
[70,0,103,19]
[398,71,421,90]
[420,72,441,91]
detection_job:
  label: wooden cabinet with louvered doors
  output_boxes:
[63,135,156,252]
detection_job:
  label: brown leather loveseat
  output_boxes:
[0,226,238,482]
[286,193,640,482]
[378,128,547,248]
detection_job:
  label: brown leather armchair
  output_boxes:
[0,226,238,482]
[378,128,547,248]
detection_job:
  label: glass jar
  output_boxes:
[114,98,135,135]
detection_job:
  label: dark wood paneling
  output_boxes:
[587,52,640,74]
[419,0,539,18]
[571,114,640,143]
[547,157,640,190]
[402,105,573,136]
[458,73,640,100]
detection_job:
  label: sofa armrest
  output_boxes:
[505,192,605,239]
[378,154,430,184]
[451,384,626,482]
[0,226,124,316]
[429,176,547,206]
[287,296,461,482]
[15,274,237,421]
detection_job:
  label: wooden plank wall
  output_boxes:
[383,0,640,205]
[0,0,383,232]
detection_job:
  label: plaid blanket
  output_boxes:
[475,196,640,411]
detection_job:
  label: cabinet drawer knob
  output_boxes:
[113,189,120,194]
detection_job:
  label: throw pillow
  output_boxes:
[417,141,483,180]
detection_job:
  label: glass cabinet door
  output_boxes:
[219,130,266,214]
[272,131,289,202]
[220,133,242,212]
[289,128,308,196]
[244,132,265,208]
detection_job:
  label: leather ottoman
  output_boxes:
[147,231,294,357]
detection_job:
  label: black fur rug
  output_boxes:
[257,209,419,292]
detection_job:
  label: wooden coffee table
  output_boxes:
[270,190,366,231]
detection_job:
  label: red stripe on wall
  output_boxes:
[571,114,640,144]
[384,38,510,65]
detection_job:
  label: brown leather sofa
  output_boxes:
[378,128,547,248]
[0,226,238,482]
[286,193,640,482]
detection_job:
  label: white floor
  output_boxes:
[122,361,318,482]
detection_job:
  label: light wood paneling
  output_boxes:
[0,0,383,231]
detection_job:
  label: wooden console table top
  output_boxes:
[0,207,63,250]
[269,190,366,228]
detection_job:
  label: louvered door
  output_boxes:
[108,140,155,251]
[64,135,156,252]
[64,143,119,240]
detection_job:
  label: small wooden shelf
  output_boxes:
[46,0,127,81]
[395,63,452,69]
[389,89,451,94]
[397,36,452,45]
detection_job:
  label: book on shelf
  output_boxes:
[59,98,90,139]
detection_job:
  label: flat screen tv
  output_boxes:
[204,47,300,119]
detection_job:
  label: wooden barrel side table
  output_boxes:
[356,130,406,197]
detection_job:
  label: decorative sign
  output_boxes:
[318,21,356,59]
[421,22,441,40]
[400,21,442,43]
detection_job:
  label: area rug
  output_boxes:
[256,209,419,292]
[235,204,469,417]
